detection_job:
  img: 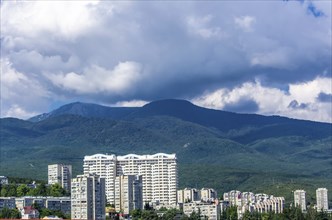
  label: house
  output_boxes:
[21,206,40,219]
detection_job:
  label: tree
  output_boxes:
[49,183,66,197]
[130,209,142,220]
[17,184,30,197]
[161,208,177,220]
[221,206,238,220]
[0,207,21,219]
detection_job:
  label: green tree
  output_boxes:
[221,206,238,220]
[141,210,159,220]
[17,184,30,197]
[130,209,142,220]
[161,208,178,220]
[49,183,66,197]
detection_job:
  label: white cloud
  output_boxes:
[112,100,148,107]
[186,15,225,39]
[45,62,143,94]
[234,16,256,32]
[192,77,332,123]
[1,1,100,40]
[0,59,51,119]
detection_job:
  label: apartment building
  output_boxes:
[83,154,117,204]
[0,197,16,209]
[316,188,328,211]
[183,201,221,220]
[177,188,200,204]
[48,164,72,192]
[294,190,306,211]
[71,174,106,220]
[114,175,143,215]
[117,153,177,206]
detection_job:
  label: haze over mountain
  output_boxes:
[1,99,331,202]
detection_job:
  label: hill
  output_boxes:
[1,99,331,203]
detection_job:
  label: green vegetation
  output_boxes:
[0,183,68,197]
[0,207,21,219]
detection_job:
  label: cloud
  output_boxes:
[234,16,256,32]
[0,59,51,119]
[223,98,259,113]
[45,62,143,94]
[192,77,332,123]
[112,100,148,107]
[317,93,332,103]
[1,1,99,40]
[1,1,331,122]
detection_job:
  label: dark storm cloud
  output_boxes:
[223,99,259,113]
[317,93,332,103]
[1,1,331,121]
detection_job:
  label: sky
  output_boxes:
[1,0,331,122]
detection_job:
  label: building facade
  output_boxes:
[0,176,8,185]
[177,188,200,204]
[114,175,143,215]
[294,190,306,211]
[0,197,16,210]
[83,154,117,204]
[183,201,220,220]
[316,188,328,211]
[116,153,177,206]
[48,164,72,192]
[71,174,106,220]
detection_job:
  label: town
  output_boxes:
[0,153,330,220]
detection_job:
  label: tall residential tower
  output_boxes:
[71,174,106,220]
[316,188,328,211]
[48,164,72,191]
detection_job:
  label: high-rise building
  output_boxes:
[83,154,117,204]
[294,190,306,211]
[48,164,72,191]
[117,153,177,206]
[84,153,177,207]
[316,188,328,211]
[114,175,143,215]
[71,174,106,220]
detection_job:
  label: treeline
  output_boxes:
[113,205,332,220]
[0,183,69,197]
[222,206,332,220]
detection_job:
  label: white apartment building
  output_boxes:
[115,175,143,215]
[83,154,117,204]
[71,174,106,220]
[48,164,72,192]
[177,188,200,204]
[200,188,217,202]
[316,188,328,211]
[294,190,306,211]
[117,153,178,206]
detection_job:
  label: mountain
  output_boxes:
[1,99,332,202]
[28,99,331,143]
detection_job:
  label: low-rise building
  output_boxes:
[0,197,16,210]
[0,176,8,185]
[21,206,40,219]
[183,201,220,220]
